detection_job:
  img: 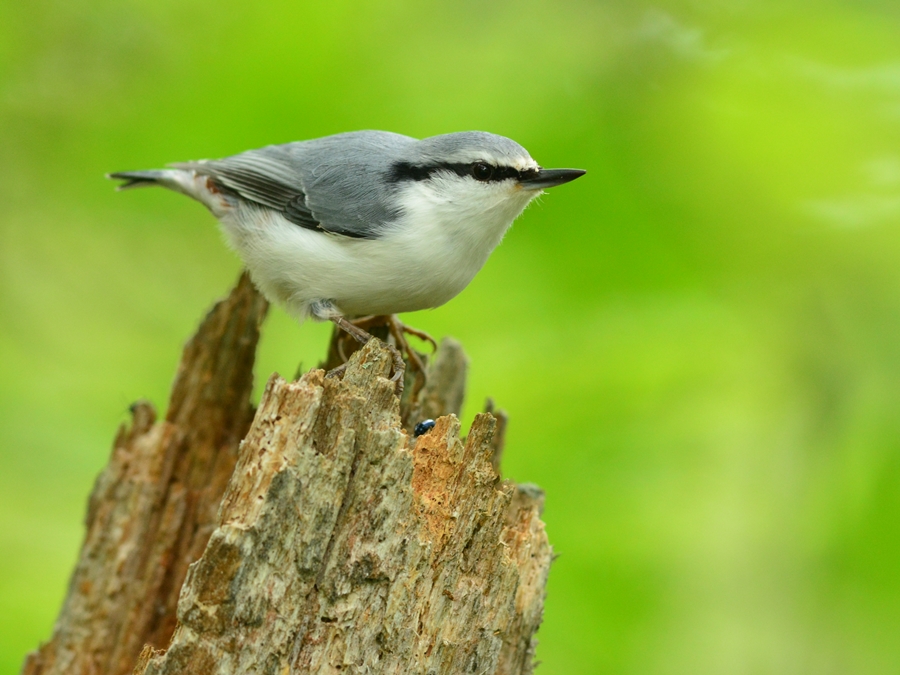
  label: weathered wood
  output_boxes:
[21,272,268,675]
[21,275,552,675]
[405,337,468,427]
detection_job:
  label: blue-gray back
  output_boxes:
[177,131,414,238]
[175,130,530,239]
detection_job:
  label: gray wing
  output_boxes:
[176,131,416,239]
[176,146,324,231]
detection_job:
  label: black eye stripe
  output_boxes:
[389,161,531,184]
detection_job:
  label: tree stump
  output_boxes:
[21,273,552,675]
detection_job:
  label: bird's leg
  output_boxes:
[331,315,374,345]
[385,316,427,397]
[329,315,405,396]
[348,316,432,393]
[392,318,438,353]
[347,315,437,353]
[325,312,433,399]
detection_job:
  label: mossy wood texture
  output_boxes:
[21,275,552,675]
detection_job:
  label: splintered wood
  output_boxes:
[21,272,268,675]
[21,276,552,675]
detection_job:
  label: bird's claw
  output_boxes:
[348,315,437,354]
[387,343,406,397]
[330,315,406,397]
[397,322,438,353]
[325,362,348,379]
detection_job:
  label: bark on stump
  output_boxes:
[21,273,552,675]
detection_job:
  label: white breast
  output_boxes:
[217,175,538,320]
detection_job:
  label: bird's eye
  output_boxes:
[471,162,493,181]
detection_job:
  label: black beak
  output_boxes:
[518,168,586,190]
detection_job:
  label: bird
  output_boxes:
[109,130,585,390]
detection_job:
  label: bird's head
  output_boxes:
[387,132,585,238]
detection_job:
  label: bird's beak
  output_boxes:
[518,168,586,190]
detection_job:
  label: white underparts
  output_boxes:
[216,173,539,321]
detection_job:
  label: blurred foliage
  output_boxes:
[2,1,900,673]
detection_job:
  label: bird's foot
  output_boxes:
[348,315,433,399]
[329,315,406,397]
[350,315,437,353]
[324,362,348,379]
[395,319,438,353]
[385,316,428,397]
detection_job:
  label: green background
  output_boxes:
[3,1,900,673]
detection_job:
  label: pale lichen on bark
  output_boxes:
[21,274,552,675]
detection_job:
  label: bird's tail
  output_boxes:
[107,169,177,190]
[107,167,232,215]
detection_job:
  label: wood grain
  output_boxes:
[21,274,551,675]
